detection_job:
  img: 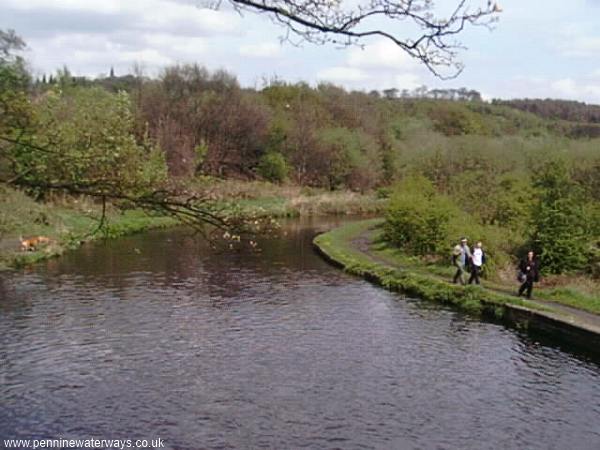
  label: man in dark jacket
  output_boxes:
[518,250,540,299]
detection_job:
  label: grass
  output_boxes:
[190,177,388,216]
[218,196,299,220]
[0,187,177,270]
[539,286,600,314]
[313,219,539,317]
[373,232,600,315]
[0,180,385,270]
[322,218,600,315]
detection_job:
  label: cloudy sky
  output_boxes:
[2,0,600,103]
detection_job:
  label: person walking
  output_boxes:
[452,237,472,285]
[518,250,540,299]
[468,241,486,285]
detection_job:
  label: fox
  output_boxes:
[19,235,51,252]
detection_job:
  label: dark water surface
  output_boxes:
[1,218,600,450]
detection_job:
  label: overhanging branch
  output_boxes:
[222,0,501,79]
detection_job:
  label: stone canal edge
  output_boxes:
[313,219,600,351]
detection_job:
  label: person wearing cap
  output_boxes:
[452,237,472,285]
[468,241,486,285]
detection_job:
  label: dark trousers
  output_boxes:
[453,264,467,285]
[519,278,534,298]
[468,266,482,285]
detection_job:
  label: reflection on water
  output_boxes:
[1,217,600,450]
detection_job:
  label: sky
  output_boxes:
[2,0,600,103]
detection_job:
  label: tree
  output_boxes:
[29,87,167,196]
[530,159,589,274]
[316,127,382,190]
[257,151,288,183]
[384,175,456,256]
[0,29,34,180]
[221,0,501,78]
[0,29,25,63]
[0,33,234,233]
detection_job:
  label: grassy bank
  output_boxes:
[0,181,385,270]
[193,178,387,218]
[315,219,600,316]
[313,219,538,317]
[365,224,600,315]
[0,187,177,270]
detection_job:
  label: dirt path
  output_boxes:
[352,228,600,333]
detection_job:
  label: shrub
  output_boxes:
[587,241,600,279]
[383,175,457,256]
[427,102,488,136]
[257,152,288,183]
[530,159,589,274]
[383,174,520,276]
[29,87,168,196]
[316,127,382,191]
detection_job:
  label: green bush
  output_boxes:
[375,187,392,199]
[28,87,168,196]
[316,127,382,191]
[587,241,600,279]
[383,175,520,276]
[427,102,488,136]
[384,175,457,256]
[531,159,589,274]
[257,152,288,183]
[445,213,520,276]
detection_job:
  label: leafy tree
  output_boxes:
[449,171,533,229]
[530,159,589,274]
[428,101,488,136]
[384,175,457,256]
[0,29,34,185]
[316,127,382,191]
[257,152,288,183]
[17,86,167,198]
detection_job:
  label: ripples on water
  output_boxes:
[1,218,600,450]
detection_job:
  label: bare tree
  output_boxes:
[207,0,501,79]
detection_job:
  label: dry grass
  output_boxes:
[540,274,600,295]
[189,177,387,215]
[289,191,386,215]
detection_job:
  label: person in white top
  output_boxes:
[468,241,486,285]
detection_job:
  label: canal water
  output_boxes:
[1,218,599,450]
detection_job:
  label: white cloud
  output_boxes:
[394,73,421,91]
[559,36,600,57]
[499,75,600,103]
[549,77,600,101]
[136,3,239,36]
[317,67,369,83]
[2,0,122,13]
[144,34,207,56]
[5,0,600,104]
[347,40,419,71]
[239,42,282,58]
[3,0,241,37]
[551,78,578,97]
[316,39,424,91]
[3,0,239,76]
[26,31,210,77]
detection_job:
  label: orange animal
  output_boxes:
[19,236,51,252]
